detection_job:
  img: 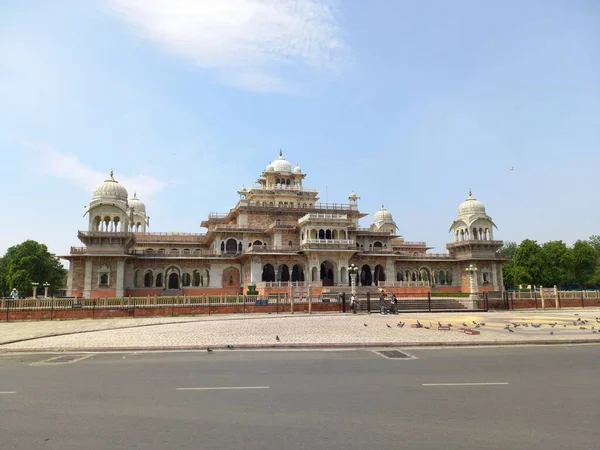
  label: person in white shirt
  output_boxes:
[10,288,19,300]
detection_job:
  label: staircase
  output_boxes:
[161,288,182,297]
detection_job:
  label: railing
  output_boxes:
[246,245,302,253]
[378,281,431,287]
[302,239,354,245]
[208,212,229,219]
[358,247,396,253]
[70,247,87,254]
[133,250,240,258]
[255,281,322,288]
[214,224,265,232]
[78,231,133,237]
[394,240,427,246]
[409,253,453,259]
[267,220,298,229]
[298,213,348,224]
[248,184,319,193]
[447,239,503,247]
[134,232,206,242]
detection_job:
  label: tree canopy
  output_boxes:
[0,240,67,297]
[504,237,600,290]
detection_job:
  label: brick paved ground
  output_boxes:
[1,310,599,351]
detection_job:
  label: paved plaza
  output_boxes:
[1,309,599,352]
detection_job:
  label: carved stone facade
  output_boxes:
[62,151,505,298]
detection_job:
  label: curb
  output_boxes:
[1,338,599,353]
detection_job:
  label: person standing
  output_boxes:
[379,290,387,314]
[350,294,357,314]
[10,288,19,300]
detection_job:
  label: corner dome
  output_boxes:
[270,149,292,173]
[374,204,393,221]
[92,170,128,202]
[266,163,274,172]
[293,164,302,174]
[348,191,359,201]
[128,192,146,215]
[458,190,486,215]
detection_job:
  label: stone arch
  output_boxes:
[374,265,386,285]
[419,267,431,282]
[311,266,318,282]
[438,269,446,285]
[373,241,383,248]
[168,272,180,289]
[339,230,347,239]
[262,264,275,282]
[340,266,347,285]
[93,216,102,231]
[144,270,153,288]
[446,270,453,285]
[360,265,372,286]
[325,229,332,239]
[278,264,290,282]
[397,271,405,282]
[201,268,210,287]
[155,272,163,288]
[319,229,325,239]
[225,238,238,254]
[291,264,305,282]
[320,260,335,286]
[222,266,240,287]
[182,272,191,287]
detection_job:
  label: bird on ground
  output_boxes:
[508,328,515,333]
[417,320,422,327]
[550,332,554,335]
[473,321,477,325]
[397,322,405,328]
[276,335,280,341]
[386,324,391,328]
[364,323,368,327]
[462,322,468,327]
[593,330,598,334]
[531,324,542,328]
[479,323,486,326]
[550,323,557,328]
[227,345,234,349]
[564,325,567,327]
[475,324,481,328]
[206,347,213,353]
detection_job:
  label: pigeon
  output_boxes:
[386,324,391,328]
[276,335,280,341]
[227,345,234,349]
[579,327,587,330]
[364,323,368,327]
[473,321,477,325]
[593,330,598,334]
[397,322,405,328]
[550,332,554,335]
[508,328,515,333]
[479,323,486,326]
[462,322,468,327]
[475,324,481,329]
[550,323,557,328]
[206,347,213,353]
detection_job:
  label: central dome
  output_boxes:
[374,205,393,221]
[269,149,292,173]
[92,170,128,202]
[458,191,486,215]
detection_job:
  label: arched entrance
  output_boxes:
[278,264,290,282]
[225,238,237,254]
[340,266,347,285]
[360,265,372,286]
[222,267,240,287]
[374,265,386,286]
[291,264,304,282]
[168,272,180,289]
[262,264,275,282]
[311,266,318,282]
[320,261,335,286]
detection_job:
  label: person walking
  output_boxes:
[350,294,357,314]
[379,289,387,314]
[10,288,19,301]
[391,294,398,314]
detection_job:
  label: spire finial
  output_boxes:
[468,188,472,197]
[133,191,137,199]
[110,169,114,180]
[279,148,283,157]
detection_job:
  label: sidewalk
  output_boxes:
[1,310,599,352]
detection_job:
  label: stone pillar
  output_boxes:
[66,264,74,297]
[370,265,375,286]
[491,262,499,290]
[250,258,262,285]
[336,266,342,286]
[116,260,125,297]
[83,259,93,298]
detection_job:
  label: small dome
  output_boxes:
[92,170,128,202]
[458,190,486,215]
[128,192,146,215]
[348,191,359,201]
[266,163,274,172]
[293,164,302,174]
[270,149,292,173]
[374,204,393,221]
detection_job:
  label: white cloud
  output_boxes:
[106,0,345,92]
[21,142,166,201]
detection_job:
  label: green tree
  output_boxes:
[572,240,597,289]
[500,241,518,261]
[500,241,519,289]
[588,235,600,256]
[1,240,67,296]
[513,239,544,289]
[540,240,573,288]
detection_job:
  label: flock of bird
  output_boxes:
[503,316,600,335]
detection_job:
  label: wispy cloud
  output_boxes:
[21,142,166,201]
[106,0,345,92]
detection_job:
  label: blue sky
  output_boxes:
[1,0,599,257]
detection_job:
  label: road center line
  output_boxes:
[176,386,270,391]
[0,391,17,394]
[422,382,509,387]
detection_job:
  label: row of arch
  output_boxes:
[454,227,492,242]
[252,201,313,208]
[134,268,210,288]
[396,268,454,285]
[92,215,144,232]
[262,264,306,282]
[301,229,348,240]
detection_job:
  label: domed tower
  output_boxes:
[447,190,504,291]
[84,170,130,232]
[449,190,496,242]
[128,192,150,232]
[372,205,397,233]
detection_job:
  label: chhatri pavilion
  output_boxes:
[63,151,504,298]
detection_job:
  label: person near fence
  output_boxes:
[390,294,398,314]
[10,288,19,300]
[379,290,387,314]
[350,294,357,314]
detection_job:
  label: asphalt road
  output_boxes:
[1,345,599,450]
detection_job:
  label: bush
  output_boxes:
[246,285,258,296]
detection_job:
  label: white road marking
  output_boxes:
[422,382,509,386]
[176,386,270,391]
[0,391,17,394]
[31,354,92,366]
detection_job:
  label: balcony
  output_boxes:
[246,245,302,253]
[301,239,355,249]
[133,249,240,258]
[298,213,348,224]
[70,247,87,254]
[255,281,321,288]
[447,239,503,248]
[133,232,206,243]
[248,184,319,193]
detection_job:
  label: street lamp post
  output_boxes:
[349,264,359,297]
[465,264,479,304]
[43,282,51,298]
[31,282,39,299]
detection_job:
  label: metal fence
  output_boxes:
[482,291,600,310]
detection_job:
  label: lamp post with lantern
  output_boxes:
[31,282,39,299]
[465,264,479,302]
[43,282,51,298]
